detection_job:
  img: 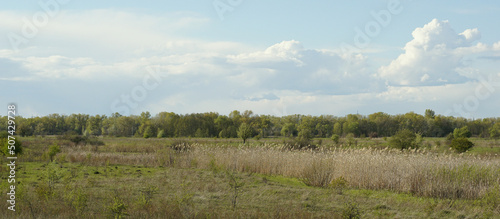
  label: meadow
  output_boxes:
[1,136,499,218]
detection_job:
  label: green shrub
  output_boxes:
[341,200,361,219]
[0,133,23,156]
[345,133,357,147]
[137,185,158,207]
[65,187,88,216]
[389,129,419,150]
[108,197,128,219]
[70,135,87,145]
[329,176,348,194]
[331,134,340,144]
[449,138,474,153]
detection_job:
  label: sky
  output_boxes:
[1,0,500,118]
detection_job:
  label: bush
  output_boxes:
[0,131,22,156]
[70,135,87,145]
[389,129,419,150]
[107,197,128,219]
[60,132,87,145]
[329,176,348,194]
[345,133,357,147]
[331,134,340,144]
[449,138,474,153]
[341,200,361,219]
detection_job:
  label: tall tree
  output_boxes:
[237,123,254,144]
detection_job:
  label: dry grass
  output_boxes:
[61,142,500,200]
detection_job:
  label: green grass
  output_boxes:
[253,173,308,188]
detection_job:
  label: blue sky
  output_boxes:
[1,0,500,118]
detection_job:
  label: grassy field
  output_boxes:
[1,136,499,218]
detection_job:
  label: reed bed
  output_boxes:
[64,142,500,200]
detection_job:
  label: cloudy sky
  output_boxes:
[1,0,500,118]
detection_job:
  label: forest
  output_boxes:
[2,109,500,140]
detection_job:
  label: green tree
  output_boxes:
[237,123,253,144]
[333,122,342,136]
[47,144,61,162]
[280,123,296,137]
[157,129,166,138]
[297,128,312,142]
[143,126,153,138]
[399,112,427,135]
[425,109,435,119]
[254,115,271,138]
[17,117,35,136]
[86,115,105,136]
[489,123,500,140]
[343,114,360,136]
[453,126,471,138]
[389,129,419,150]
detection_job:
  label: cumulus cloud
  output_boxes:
[495,41,500,51]
[228,40,377,95]
[229,40,305,65]
[378,19,486,86]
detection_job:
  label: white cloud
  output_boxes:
[494,41,500,51]
[459,28,481,42]
[0,9,240,60]
[228,40,305,65]
[378,19,487,86]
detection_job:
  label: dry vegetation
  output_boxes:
[1,137,500,218]
[64,142,500,199]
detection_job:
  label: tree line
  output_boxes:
[2,109,500,139]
